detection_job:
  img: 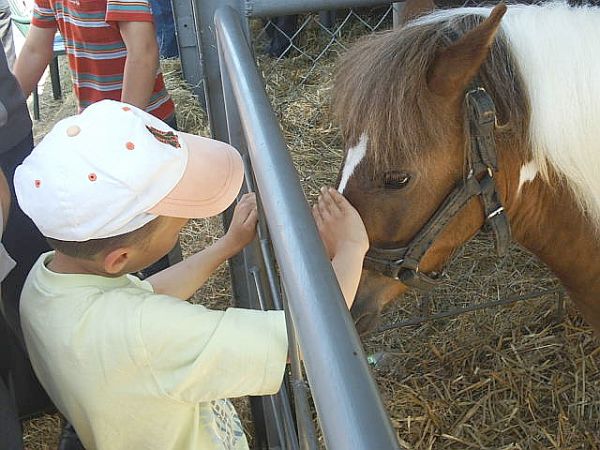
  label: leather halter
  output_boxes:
[363,85,512,290]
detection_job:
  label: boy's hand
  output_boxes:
[223,193,258,254]
[312,187,369,259]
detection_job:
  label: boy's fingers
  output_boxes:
[236,195,256,215]
[237,192,256,207]
[244,208,258,225]
[317,196,333,220]
[328,187,352,212]
[312,204,322,226]
[313,204,328,234]
[320,187,342,216]
[240,193,257,208]
[328,187,347,205]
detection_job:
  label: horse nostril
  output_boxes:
[351,297,383,335]
[353,312,381,336]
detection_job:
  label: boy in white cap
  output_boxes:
[14,99,369,450]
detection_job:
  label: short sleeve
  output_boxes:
[139,295,288,404]
[105,0,154,25]
[31,0,57,29]
[125,273,154,292]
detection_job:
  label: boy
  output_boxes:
[13,0,175,124]
[14,99,369,449]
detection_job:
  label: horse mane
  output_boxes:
[333,2,600,229]
[333,9,529,174]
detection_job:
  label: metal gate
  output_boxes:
[174,1,404,449]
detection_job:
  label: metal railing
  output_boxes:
[189,1,401,448]
[244,0,394,16]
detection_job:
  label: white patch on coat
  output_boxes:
[517,160,538,197]
[338,133,368,194]
[415,2,600,229]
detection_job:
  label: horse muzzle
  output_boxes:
[351,271,409,335]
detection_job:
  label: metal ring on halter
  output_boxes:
[466,86,486,96]
[487,206,505,219]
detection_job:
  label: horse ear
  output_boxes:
[399,0,437,25]
[427,3,507,98]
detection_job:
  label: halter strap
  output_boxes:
[363,86,511,290]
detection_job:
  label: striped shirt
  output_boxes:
[32,0,174,120]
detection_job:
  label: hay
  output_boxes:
[22,413,62,450]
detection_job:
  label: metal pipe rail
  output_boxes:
[244,0,395,17]
[214,6,400,450]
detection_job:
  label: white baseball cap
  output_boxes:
[14,100,244,241]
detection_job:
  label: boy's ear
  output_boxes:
[103,247,130,275]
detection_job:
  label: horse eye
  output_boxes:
[383,172,411,189]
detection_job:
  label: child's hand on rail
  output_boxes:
[223,192,259,254]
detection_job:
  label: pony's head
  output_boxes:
[333,3,532,333]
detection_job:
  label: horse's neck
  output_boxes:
[503,4,600,229]
[500,154,600,330]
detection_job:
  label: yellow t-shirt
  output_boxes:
[20,252,288,450]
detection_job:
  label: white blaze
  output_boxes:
[517,160,538,197]
[338,133,368,193]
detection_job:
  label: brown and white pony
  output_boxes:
[332,1,600,334]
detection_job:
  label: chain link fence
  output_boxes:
[253,6,395,83]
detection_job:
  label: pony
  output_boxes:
[332,0,600,334]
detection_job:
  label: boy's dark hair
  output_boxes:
[46,217,164,260]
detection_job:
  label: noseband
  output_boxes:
[363,86,512,290]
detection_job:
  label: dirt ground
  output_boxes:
[21,33,600,450]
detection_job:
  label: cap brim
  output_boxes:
[148,133,244,218]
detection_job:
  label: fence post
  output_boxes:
[171,0,205,103]
[192,0,245,141]
[393,1,405,27]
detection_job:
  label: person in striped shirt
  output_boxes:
[13,0,176,125]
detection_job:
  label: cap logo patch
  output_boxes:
[146,126,181,149]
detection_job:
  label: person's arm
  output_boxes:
[147,193,258,299]
[312,187,369,309]
[13,25,56,97]
[0,169,10,228]
[119,21,159,110]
